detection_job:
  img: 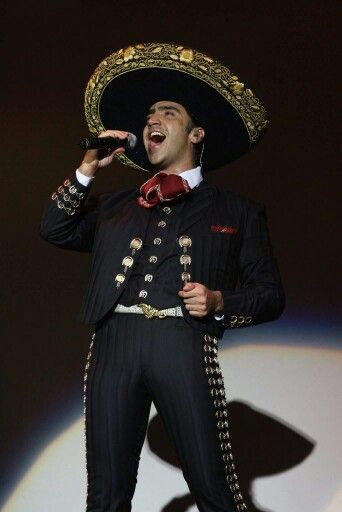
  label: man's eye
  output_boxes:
[165,110,174,116]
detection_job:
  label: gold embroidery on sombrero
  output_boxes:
[84,42,269,173]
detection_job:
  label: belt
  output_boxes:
[114,303,184,319]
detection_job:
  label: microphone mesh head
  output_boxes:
[127,133,137,149]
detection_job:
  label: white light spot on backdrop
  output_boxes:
[2,342,342,512]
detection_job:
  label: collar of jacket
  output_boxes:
[102,178,216,234]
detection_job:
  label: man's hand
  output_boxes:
[178,282,224,317]
[78,130,129,178]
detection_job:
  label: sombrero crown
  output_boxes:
[85,42,269,172]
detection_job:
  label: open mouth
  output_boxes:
[148,130,166,149]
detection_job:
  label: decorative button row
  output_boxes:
[130,237,142,253]
[138,235,158,299]
[63,178,86,198]
[209,377,224,386]
[115,273,125,285]
[218,414,230,426]
[115,238,142,288]
[203,332,249,511]
[204,344,218,354]
[163,206,172,214]
[204,355,218,364]
[122,256,133,271]
[211,388,226,397]
[51,178,86,216]
[182,271,191,282]
[179,234,192,284]
[83,332,95,414]
[215,408,228,418]
[229,315,252,328]
[83,331,96,491]
[205,366,222,375]
[180,254,191,266]
[179,235,192,250]
[158,220,166,228]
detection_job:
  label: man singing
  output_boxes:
[40,43,285,512]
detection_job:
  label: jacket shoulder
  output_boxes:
[84,186,137,211]
[213,186,265,213]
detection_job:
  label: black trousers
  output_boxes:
[84,312,247,512]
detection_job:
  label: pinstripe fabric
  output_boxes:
[41,176,284,338]
[41,173,285,512]
[84,313,237,512]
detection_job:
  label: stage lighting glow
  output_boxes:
[2,340,342,512]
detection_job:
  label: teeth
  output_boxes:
[150,131,165,138]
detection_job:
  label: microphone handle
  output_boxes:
[78,137,129,150]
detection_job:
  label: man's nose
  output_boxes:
[147,114,161,127]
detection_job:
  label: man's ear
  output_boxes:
[189,127,205,144]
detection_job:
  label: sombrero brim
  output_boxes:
[85,43,269,172]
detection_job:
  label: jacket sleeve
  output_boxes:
[40,174,98,253]
[220,200,286,330]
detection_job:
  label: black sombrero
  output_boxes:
[84,43,269,172]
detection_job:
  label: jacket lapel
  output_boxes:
[102,180,216,250]
[123,191,151,235]
[101,190,151,268]
[180,179,216,233]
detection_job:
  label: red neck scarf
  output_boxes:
[137,171,191,208]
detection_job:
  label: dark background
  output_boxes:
[1,0,340,506]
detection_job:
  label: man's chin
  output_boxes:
[147,153,167,169]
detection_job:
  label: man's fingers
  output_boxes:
[179,282,210,317]
[182,283,197,292]
[178,283,202,297]
[99,129,129,140]
[187,309,207,317]
[178,290,197,299]
[178,283,219,317]
[112,147,126,155]
[182,281,196,290]
[185,303,207,312]
[183,297,205,305]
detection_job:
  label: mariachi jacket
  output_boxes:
[40,174,285,339]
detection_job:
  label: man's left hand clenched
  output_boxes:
[178,282,224,317]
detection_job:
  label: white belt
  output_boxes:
[114,303,184,319]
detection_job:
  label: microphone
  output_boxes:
[78,133,137,150]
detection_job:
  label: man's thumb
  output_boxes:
[183,281,196,290]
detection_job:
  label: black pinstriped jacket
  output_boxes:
[40,174,285,339]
